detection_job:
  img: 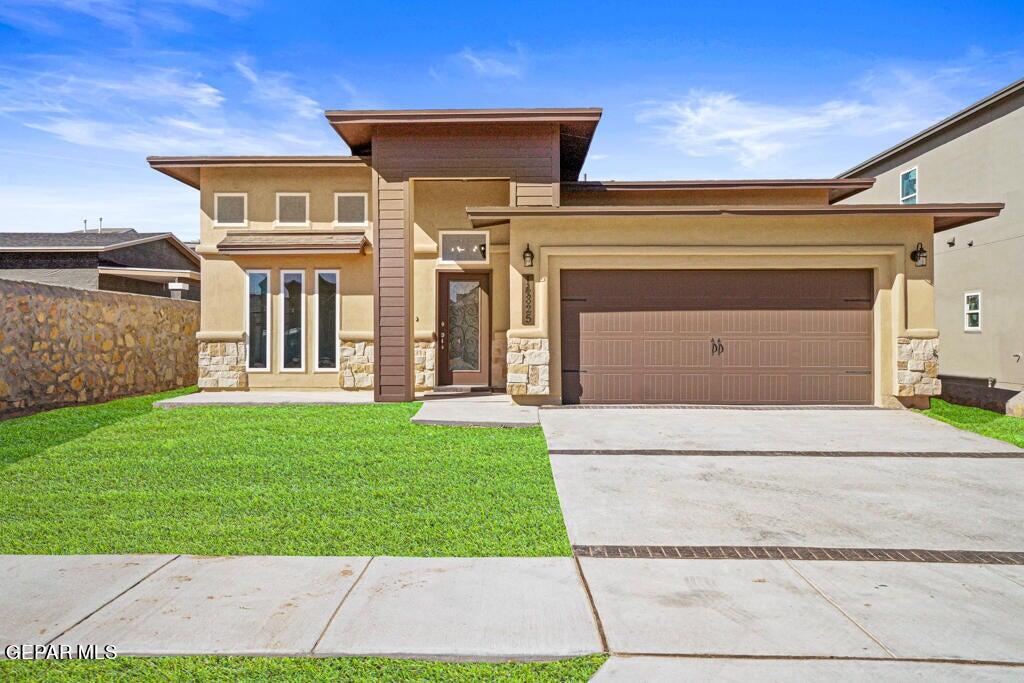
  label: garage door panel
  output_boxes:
[561,269,873,405]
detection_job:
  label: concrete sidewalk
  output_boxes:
[411,393,539,427]
[3,554,1023,664]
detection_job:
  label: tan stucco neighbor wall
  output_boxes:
[503,213,938,407]
[0,279,198,417]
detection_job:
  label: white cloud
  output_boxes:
[234,58,321,120]
[449,43,527,79]
[635,53,1023,175]
[0,0,254,37]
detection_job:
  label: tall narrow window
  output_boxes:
[964,292,981,331]
[281,271,305,371]
[246,271,269,371]
[315,270,339,371]
[900,168,918,204]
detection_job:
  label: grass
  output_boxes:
[0,389,570,556]
[0,655,608,682]
[919,398,1024,448]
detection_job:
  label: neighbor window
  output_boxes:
[276,193,309,226]
[335,193,368,226]
[280,271,305,371]
[214,193,247,226]
[439,231,488,264]
[315,270,339,371]
[964,292,981,331]
[900,168,918,205]
[246,270,269,371]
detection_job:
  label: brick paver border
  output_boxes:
[573,545,1024,564]
[551,449,1023,457]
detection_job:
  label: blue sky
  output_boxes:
[1,1,1022,240]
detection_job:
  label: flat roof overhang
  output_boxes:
[466,203,1004,232]
[563,178,876,203]
[146,156,369,189]
[324,108,602,181]
[216,229,368,255]
[97,266,200,283]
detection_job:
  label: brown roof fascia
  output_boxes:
[324,107,603,180]
[563,178,876,203]
[216,229,368,255]
[837,76,1024,178]
[146,156,369,189]
[466,202,1004,232]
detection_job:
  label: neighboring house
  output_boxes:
[0,229,201,301]
[148,108,1000,407]
[839,78,1024,415]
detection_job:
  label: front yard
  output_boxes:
[0,389,570,556]
[920,398,1024,448]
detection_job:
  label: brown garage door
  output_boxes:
[560,270,873,405]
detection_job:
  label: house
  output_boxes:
[147,108,1001,406]
[0,229,201,300]
[838,78,1024,415]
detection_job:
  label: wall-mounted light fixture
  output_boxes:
[522,243,534,268]
[910,242,928,267]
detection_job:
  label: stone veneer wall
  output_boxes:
[0,279,198,417]
[340,340,374,389]
[198,340,247,389]
[491,334,508,389]
[897,337,940,406]
[506,337,549,395]
[414,341,435,391]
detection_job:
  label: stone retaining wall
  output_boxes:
[506,336,549,396]
[340,340,374,389]
[198,340,247,389]
[0,279,199,417]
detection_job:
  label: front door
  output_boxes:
[438,272,490,386]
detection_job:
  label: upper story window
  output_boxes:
[900,168,918,205]
[276,193,310,227]
[335,193,368,227]
[438,231,488,264]
[214,193,247,227]
[964,292,981,332]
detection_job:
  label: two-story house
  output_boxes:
[149,107,1001,407]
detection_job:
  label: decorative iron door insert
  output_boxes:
[438,272,491,386]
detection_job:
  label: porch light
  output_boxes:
[910,242,928,267]
[523,243,534,268]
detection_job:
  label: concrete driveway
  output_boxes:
[543,407,1024,550]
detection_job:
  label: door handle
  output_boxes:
[710,338,724,356]
[716,338,724,356]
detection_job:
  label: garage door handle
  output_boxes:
[711,338,724,356]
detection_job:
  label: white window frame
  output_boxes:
[214,193,248,228]
[964,291,982,332]
[275,192,310,227]
[244,269,270,373]
[899,167,918,205]
[437,230,490,265]
[334,192,369,227]
[314,269,340,372]
[279,270,306,373]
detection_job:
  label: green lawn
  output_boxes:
[0,655,607,682]
[919,398,1024,448]
[0,389,570,556]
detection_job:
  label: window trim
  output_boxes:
[244,269,270,373]
[279,270,306,373]
[899,167,918,205]
[437,230,490,265]
[314,269,340,372]
[334,192,369,227]
[275,192,311,227]
[964,291,982,332]
[214,193,248,228]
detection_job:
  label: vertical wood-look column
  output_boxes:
[372,168,414,401]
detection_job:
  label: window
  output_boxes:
[280,271,305,371]
[276,193,309,226]
[964,292,981,331]
[335,193,368,226]
[438,231,489,264]
[245,270,269,371]
[900,168,918,205]
[315,270,339,371]
[214,193,247,227]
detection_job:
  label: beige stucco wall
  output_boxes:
[844,103,1024,391]
[504,213,937,407]
[198,166,373,248]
